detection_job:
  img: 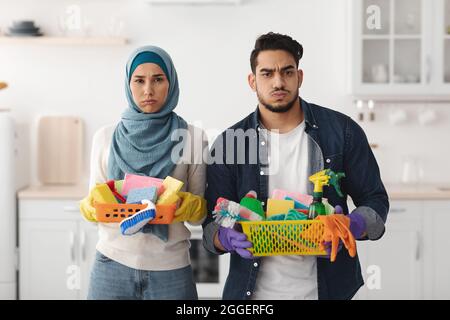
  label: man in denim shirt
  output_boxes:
[202,32,389,300]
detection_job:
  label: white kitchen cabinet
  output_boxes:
[356,201,424,300]
[356,201,423,299]
[351,0,450,97]
[20,219,79,300]
[78,222,99,300]
[19,199,98,300]
[354,199,450,300]
[423,201,450,299]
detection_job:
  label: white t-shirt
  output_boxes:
[252,121,319,300]
[89,123,207,271]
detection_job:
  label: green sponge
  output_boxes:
[240,193,265,220]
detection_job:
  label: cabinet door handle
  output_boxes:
[63,206,79,212]
[415,231,421,261]
[426,55,432,84]
[80,230,86,262]
[69,231,75,262]
[390,208,406,213]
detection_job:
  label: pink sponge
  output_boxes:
[272,189,313,206]
[121,173,164,196]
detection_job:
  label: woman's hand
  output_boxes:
[172,192,207,223]
[79,193,97,222]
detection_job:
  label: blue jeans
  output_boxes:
[87,251,198,300]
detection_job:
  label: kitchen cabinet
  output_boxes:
[423,201,450,299]
[19,198,97,300]
[351,0,450,97]
[355,201,423,299]
[354,199,450,300]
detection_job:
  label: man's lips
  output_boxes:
[271,91,288,98]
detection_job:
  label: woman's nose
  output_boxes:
[144,83,154,95]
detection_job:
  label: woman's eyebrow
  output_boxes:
[132,74,165,78]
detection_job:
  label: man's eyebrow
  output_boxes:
[281,65,296,72]
[259,65,296,73]
[259,68,275,73]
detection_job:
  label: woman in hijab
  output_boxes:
[81,46,208,300]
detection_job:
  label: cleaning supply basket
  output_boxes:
[94,203,176,224]
[240,220,327,256]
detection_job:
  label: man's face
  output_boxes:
[248,50,303,113]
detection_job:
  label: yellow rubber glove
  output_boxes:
[173,192,207,223]
[79,193,97,222]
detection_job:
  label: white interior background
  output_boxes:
[0,0,449,187]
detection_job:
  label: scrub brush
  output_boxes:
[120,199,156,235]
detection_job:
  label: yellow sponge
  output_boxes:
[157,176,184,205]
[266,199,294,218]
[91,183,118,204]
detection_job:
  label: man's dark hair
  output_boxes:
[250,32,303,73]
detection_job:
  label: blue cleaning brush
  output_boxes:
[120,199,156,235]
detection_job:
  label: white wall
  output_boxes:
[0,0,449,187]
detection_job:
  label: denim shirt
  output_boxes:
[202,98,389,300]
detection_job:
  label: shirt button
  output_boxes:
[261,201,265,206]
[253,262,258,267]
[260,171,264,175]
[246,291,251,296]
[326,159,331,163]
[261,141,266,146]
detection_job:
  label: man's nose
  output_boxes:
[272,74,285,89]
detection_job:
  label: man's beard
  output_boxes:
[257,89,299,113]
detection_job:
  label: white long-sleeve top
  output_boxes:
[88,123,207,271]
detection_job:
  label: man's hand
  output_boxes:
[215,226,254,259]
[318,208,357,262]
[335,205,367,239]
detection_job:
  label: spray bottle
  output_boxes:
[308,169,345,219]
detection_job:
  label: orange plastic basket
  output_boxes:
[94,203,176,224]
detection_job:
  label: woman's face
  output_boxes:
[130,63,169,113]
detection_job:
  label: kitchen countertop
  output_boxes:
[17,184,88,200]
[16,183,450,201]
[386,184,450,200]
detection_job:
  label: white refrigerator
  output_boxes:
[0,111,16,299]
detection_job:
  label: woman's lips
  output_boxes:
[142,100,157,105]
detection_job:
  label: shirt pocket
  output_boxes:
[323,153,344,172]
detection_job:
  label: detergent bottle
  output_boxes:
[308,169,345,219]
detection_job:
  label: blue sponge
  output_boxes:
[126,187,158,204]
[120,200,156,235]
[284,196,309,210]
